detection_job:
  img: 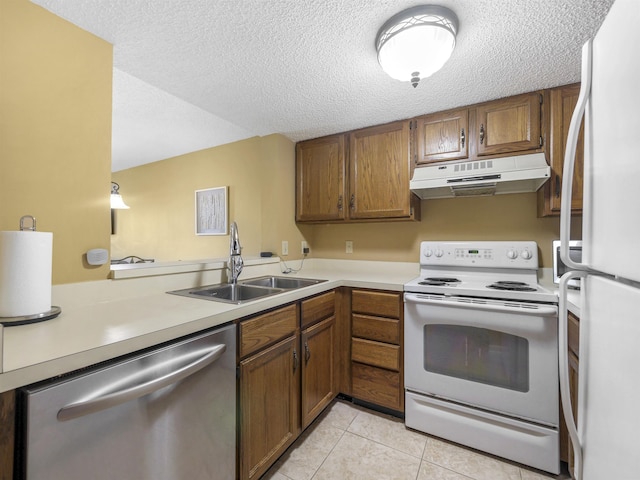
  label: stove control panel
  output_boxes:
[420,241,538,269]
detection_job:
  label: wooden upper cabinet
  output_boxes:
[349,121,414,220]
[475,92,542,156]
[295,134,346,222]
[539,83,584,216]
[296,121,419,224]
[415,108,469,164]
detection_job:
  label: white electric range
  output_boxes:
[404,241,560,475]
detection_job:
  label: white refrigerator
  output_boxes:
[559,0,640,479]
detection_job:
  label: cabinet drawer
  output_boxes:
[352,362,402,411]
[352,314,399,344]
[301,291,335,329]
[239,304,298,358]
[568,312,580,357]
[351,338,399,371]
[351,290,400,318]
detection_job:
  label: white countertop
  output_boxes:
[1,259,579,394]
[538,268,582,317]
[0,258,418,393]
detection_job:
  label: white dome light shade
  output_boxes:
[376,6,458,87]
[110,182,130,209]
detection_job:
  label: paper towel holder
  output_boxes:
[0,215,62,326]
[20,215,37,232]
[0,306,61,327]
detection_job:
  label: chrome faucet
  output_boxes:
[228,221,243,284]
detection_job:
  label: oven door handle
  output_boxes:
[404,293,558,317]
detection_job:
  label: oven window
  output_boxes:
[424,325,529,392]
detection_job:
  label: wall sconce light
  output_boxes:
[110,182,130,209]
[376,5,458,88]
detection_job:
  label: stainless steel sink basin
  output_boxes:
[169,283,284,304]
[240,276,326,289]
[168,276,326,304]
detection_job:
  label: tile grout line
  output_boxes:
[307,401,360,480]
[308,414,352,480]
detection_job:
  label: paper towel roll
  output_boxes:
[0,231,53,317]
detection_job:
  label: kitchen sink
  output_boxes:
[168,276,326,304]
[239,276,326,289]
[169,283,284,304]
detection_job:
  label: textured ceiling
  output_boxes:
[31,0,615,171]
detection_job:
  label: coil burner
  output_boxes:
[486,280,537,292]
[419,277,461,286]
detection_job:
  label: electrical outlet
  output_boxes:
[346,240,353,254]
[301,241,309,254]
[282,240,289,256]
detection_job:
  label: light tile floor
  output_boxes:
[262,400,571,480]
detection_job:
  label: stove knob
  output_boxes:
[424,249,433,258]
[521,249,532,260]
[507,249,518,260]
[435,249,444,258]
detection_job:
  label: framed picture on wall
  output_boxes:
[195,186,228,235]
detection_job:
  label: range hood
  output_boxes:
[410,153,551,199]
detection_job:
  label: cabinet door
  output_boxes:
[296,134,346,222]
[239,335,300,480]
[476,92,542,156]
[301,316,336,428]
[349,122,413,220]
[415,108,469,164]
[0,390,15,480]
[541,84,584,216]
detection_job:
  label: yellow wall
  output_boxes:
[304,194,580,268]
[113,132,574,268]
[4,1,571,278]
[0,0,113,284]
[111,134,307,262]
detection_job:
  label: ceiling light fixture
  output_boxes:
[376,5,458,88]
[110,182,130,209]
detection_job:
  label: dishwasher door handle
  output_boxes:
[57,343,227,422]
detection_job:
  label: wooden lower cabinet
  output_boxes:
[238,292,338,480]
[350,289,404,412]
[301,316,336,428]
[352,362,402,412]
[0,390,15,480]
[239,334,300,480]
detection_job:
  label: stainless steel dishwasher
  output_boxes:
[15,323,236,480]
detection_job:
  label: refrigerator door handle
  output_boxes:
[558,270,588,480]
[57,343,227,422]
[560,40,592,271]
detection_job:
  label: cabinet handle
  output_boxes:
[555,176,561,198]
[460,128,465,148]
[293,348,298,372]
[337,195,343,211]
[304,341,311,364]
[479,124,485,145]
[349,194,355,210]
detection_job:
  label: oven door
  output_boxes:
[404,293,559,426]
